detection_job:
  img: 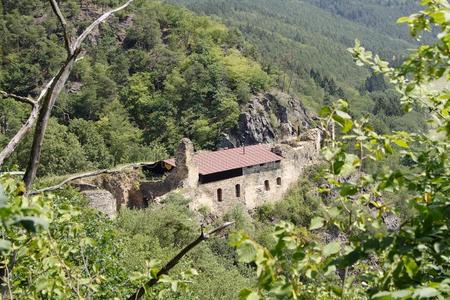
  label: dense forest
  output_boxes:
[0,0,448,299]
[169,0,426,131]
[0,0,427,177]
[0,0,273,176]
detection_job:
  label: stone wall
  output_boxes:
[73,130,321,217]
[72,167,146,210]
[186,137,320,215]
[82,190,117,218]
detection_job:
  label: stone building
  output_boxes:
[142,129,321,215]
[73,90,324,217]
[75,129,321,217]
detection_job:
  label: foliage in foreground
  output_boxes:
[232,1,450,299]
[0,180,255,299]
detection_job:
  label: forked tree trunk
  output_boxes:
[19,0,134,192]
[23,53,79,191]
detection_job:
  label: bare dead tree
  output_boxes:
[0,80,53,166]
[127,222,235,300]
[0,0,134,192]
[22,0,135,192]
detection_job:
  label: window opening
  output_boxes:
[264,180,270,191]
[235,184,241,197]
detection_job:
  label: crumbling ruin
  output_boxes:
[75,128,321,217]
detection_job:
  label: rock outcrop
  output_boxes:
[218,90,317,148]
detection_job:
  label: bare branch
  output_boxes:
[49,0,72,55]
[73,0,134,51]
[0,104,40,167]
[0,78,54,166]
[28,162,155,195]
[0,172,25,176]
[127,222,235,300]
[0,91,36,106]
[23,0,135,191]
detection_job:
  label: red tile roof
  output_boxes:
[164,144,283,175]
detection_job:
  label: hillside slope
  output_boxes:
[166,0,427,136]
[0,1,274,175]
[167,0,418,103]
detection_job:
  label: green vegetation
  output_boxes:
[169,0,426,130]
[1,0,449,299]
[232,1,450,299]
[0,0,427,177]
[0,0,272,176]
[1,171,328,299]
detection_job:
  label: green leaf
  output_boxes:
[342,119,353,133]
[335,110,351,120]
[393,139,409,148]
[237,241,257,263]
[324,265,336,276]
[319,106,332,117]
[397,16,410,24]
[310,217,325,230]
[239,289,260,300]
[340,183,358,196]
[391,290,412,299]
[430,12,447,24]
[322,242,340,257]
[327,207,340,218]
[0,239,11,251]
[402,256,418,278]
[384,141,394,154]
[412,287,439,298]
[331,285,343,296]
[373,291,392,300]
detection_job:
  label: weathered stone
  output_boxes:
[72,168,144,209]
[167,138,199,189]
[300,128,321,150]
[218,89,317,148]
[82,189,117,218]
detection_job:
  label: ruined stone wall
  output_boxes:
[73,131,321,217]
[72,167,146,210]
[82,190,117,218]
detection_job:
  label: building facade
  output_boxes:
[143,129,321,215]
[75,129,321,217]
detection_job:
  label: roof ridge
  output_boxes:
[164,143,283,175]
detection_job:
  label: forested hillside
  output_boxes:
[0,0,449,299]
[0,0,273,176]
[0,0,427,177]
[168,0,417,86]
[168,0,425,129]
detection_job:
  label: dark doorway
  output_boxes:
[217,188,223,202]
[235,184,241,197]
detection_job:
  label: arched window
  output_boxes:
[217,188,223,202]
[276,177,282,186]
[235,184,241,197]
[264,180,270,191]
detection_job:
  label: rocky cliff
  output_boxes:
[218,90,317,148]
